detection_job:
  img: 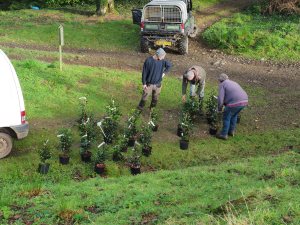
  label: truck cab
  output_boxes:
[0,50,29,159]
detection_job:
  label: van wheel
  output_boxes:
[0,133,12,159]
[141,37,149,53]
[178,36,188,55]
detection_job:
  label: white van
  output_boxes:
[0,50,29,159]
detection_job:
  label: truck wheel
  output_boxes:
[0,132,13,159]
[178,36,188,55]
[140,37,149,53]
[188,25,198,38]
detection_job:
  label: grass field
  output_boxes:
[1,1,300,223]
[0,60,299,223]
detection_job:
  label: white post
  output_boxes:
[58,25,64,71]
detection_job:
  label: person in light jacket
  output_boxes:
[181,66,206,103]
[217,73,248,140]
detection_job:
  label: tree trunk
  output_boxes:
[96,0,101,15]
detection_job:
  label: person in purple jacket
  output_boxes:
[216,73,248,140]
[137,48,172,110]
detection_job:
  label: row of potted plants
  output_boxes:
[37,98,159,176]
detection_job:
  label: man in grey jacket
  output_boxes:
[217,73,248,140]
[181,66,206,103]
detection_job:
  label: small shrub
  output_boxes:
[205,91,219,129]
[139,125,152,149]
[95,144,107,164]
[57,128,72,156]
[39,140,51,163]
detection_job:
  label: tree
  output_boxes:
[96,0,114,15]
[266,0,300,14]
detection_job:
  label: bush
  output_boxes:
[202,10,300,61]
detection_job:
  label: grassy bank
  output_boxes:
[202,9,300,61]
[0,59,299,223]
[1,153,299,224]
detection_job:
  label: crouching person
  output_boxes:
[181,66,206,103]
[216,73,248,140]
[138,48,172,110]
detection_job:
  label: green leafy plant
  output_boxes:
[124,109,141,140]
[150,108,159,127]
[112,144,124,162]
[78,96,88,125]
[95,144,107,165]
[106,99,122,121]
[57,128,72,156]
[100,99,122,144]
[139,125,152,149]
[128,147,141,168]
[206,91,219,129]
[179,112,192,141]
[39,140,51,163]
[80,133,91,155]
[183,97,200,117]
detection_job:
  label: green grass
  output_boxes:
[0,60,299,224]
[202,10,300,61]
[1,152,299,224]
[0,10,140,51]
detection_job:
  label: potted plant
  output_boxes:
[149,108,159,132]
[183,97,200,119]
[78,96,88,125]
[57,128,72,165]
[124,109,140,147]
[112,144,124,162]
[128,147,141,175]
[206,92,219,135]
[100,99,122,144]
[139,125,153,157]
[179,112,192,150]
[38,140,51,174]
[80,133,92,162]
[94,143,107,175]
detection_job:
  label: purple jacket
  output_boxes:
[218,80,248,111]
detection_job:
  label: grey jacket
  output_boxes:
[218,80,248,111]
[182,66,206,96]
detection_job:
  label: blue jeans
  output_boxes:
[221,106,245,136]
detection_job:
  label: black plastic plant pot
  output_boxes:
[38,163,50,174]
[94,163,106,175]
[180,140,189,150]
[152,125,159,132]
[142,146,152,157]
[177,125,183,137]
[128,138,135,147]
[130,166,141,175]
[59,155,70,165]
[81,151,92,163]
[209,127,218,135]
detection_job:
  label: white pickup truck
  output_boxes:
[0,50,29,159]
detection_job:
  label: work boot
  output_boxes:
[150,99,157,108]
[216,134,228,140]
[137,100,146,111]
[228,131,235,137]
